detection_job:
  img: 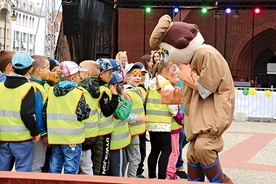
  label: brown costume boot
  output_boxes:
[187,163,205,182]
[202,157,233,183]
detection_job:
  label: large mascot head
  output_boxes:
[150,15,204,64]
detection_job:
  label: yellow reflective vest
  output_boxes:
[79,86,99,138]
[97,86,114,136]
[47,87,85,145]
[30,81,48,104]
[0,83,33,141]
[137,85,146,100]
[171,118,182,131]
[146,80,172,127]
[110,117,131,150]
[125,89,145,136]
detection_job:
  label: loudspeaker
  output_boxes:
[62,0,80,35]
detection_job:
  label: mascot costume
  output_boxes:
[150,15,235,183]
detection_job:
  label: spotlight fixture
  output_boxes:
[145,6,151,13]
[226,8,231,14]
[173,6,180,14]
[201,7,208,14]
[254,7,261,14]
[233,10,240,18]
[214,9,221,18]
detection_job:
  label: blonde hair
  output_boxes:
[115,51,128,66]
[31,55,48,72]
[152,60,173,78]
[79,60,100,77]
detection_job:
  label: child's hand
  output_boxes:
[42,136,49,146]
[32,134,41,142]
[122,91,131,101]
[155,73,160,90]
[109,84,118,95]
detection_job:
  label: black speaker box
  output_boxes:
[62,0,80,35]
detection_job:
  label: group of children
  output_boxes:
[0,50,186,180]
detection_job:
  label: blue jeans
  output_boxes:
[0,141,33,172]
[176,127,188,169]
[49,144,82,174]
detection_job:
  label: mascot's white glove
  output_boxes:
[174,62,198,90]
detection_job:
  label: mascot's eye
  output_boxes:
[162,48,169,56]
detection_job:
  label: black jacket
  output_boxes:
[99,80,119,117]
[4,76,40,137]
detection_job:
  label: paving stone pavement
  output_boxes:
[142,121,276,183]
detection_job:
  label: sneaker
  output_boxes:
[137,174,146,178]
[166,174,180,180]
[176,170,188,179]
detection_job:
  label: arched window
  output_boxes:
[23,2,26,10]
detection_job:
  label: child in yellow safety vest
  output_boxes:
[146,60,179,179]
[93,58,119,175]
[0,51,40,172]
[123,62,147,178]
[77,60,101,175]
[46,61,90,174]
[29,55,51,172]
[136,66,148,178]
[109,72,132,177]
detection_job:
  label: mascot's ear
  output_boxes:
[176,38,189,49]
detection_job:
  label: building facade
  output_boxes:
[117,8,276,86]
[11,0,45,55]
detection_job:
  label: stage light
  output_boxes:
[145,6,151,13]
[201,7,208,14]
[226,8,231,14]
[254,7,261,14]
[173,6,180,14]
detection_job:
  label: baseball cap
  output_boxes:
[124,62,144,75]
[109,72,124,85]
[96,58,113,72]
[141,66,147,73]
[58,61,87,77]
[12,51,34,69]
[109,59,121,72]
[49,58,60,71]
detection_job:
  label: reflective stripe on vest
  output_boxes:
[0,83,33,141]
[171,118,182,131]
[47,88,85,145]
[146,80,172,125]
[79,86,99,138]
[126,90,145,136]
[110,118,131,150]
[97,86,114,136]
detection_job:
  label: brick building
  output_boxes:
[117,8,276,85]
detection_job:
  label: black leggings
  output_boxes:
[148,132,172,179]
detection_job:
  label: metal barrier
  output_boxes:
[234,87,276,122]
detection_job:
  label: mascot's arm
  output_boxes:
[196,52,222,94]
[195,79,212,99]
[175,62,213,99]
[175,63,198,90]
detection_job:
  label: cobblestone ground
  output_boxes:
[142,121,276,183]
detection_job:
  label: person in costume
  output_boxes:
[149,15,235,183]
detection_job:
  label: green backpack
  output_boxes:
[114,96,132,120]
